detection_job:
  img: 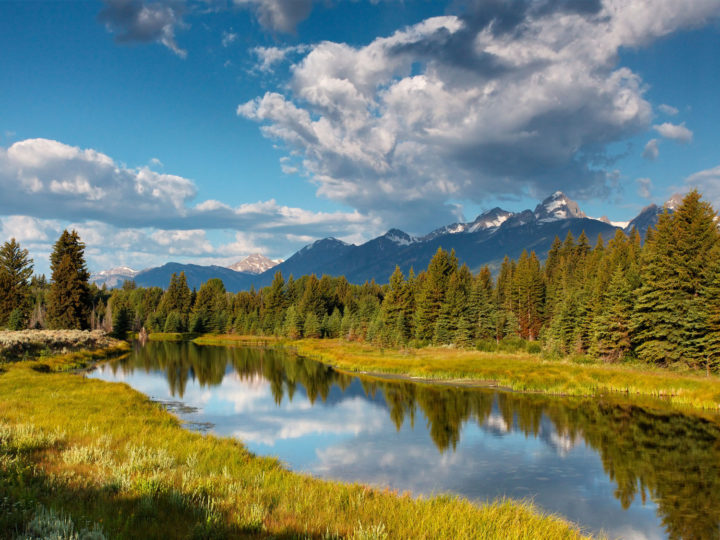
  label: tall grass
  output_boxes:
[0,349,589,539]
[283,339,720,411]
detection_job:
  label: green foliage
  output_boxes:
[46,230,92,330]
[8,308,25,331]
[303,311,321,338]
[0,238,34,328]
[164,311,183,333]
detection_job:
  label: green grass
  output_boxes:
[277,339,720,411]
[0,348,589,539]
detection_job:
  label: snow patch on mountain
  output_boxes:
[90,266,139,288]
[383,229,417,246]
[228,253,282,274]
[534,192,586,222]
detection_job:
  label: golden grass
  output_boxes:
[280,339,720,411]
[0,348,589,539]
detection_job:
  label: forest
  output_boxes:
[2,190,719,372]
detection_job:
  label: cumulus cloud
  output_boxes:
[98,0,187,58]
[0,137,380,271]
[252,45,309,72]
[234,0,313,33]
[0,138,196,227]
[653,122,693,143]
[636,177,653,199]
[642,139,659,160]
[239,0,720,232]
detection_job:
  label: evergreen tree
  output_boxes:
[591,268,633,361]
[46,230,92,329]
[283,305,303,339]
[111,303,132,340]
[632,191,720,367]
[164,311,183,333]
[702,259,720,374]
[193,278,228,333]
[303,311,321,338]
[415,248,457,342]
[326,307,342,338]
[0,238,34,328]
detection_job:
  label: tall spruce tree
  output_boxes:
[590,267,634,361]
[47,230,92,329]
[0,238,34,328]
[414,248,457,343]
[631,191,720,367]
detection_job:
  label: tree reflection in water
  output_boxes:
[109,341,720,540]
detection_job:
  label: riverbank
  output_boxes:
[0,345,588,538]
[284,339,720,411]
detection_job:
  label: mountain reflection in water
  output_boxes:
[90,341,720,540]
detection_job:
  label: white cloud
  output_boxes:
[0,137,383,273]
[658,104,679,116]
[636,177,653,199]
[642,139,659,160]
[234,0,313,33]
[685,165,720,210]
[252,44,309,72]
[239,0,720,232]
[221,30,237,47]
[653,122,693,143]
[0,138,197,226]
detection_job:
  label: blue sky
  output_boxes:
[1,0,719,275]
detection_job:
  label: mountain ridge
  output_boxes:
[94,192,673,291]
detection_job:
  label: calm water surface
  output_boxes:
[88,341,720,540]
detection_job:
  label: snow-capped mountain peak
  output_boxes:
[534,192,586,222]
[468,207,514,232]
[90,266,139,288]
[383,229,417,246]
[664,193,684,211]
[228,253,282,274]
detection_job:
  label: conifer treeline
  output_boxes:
[3,191,720,371]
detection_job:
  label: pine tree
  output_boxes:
[46,230,92,329]
[303,311,321,338]
[591,268,633,361]
[284,305,303,339]
[111,303,132,340]
[326,307,342,338]
[415,248,457,343]
[702,259,720,374]
[632,191,720,367]
[193,278,228,332]
[164,311,183,333]
[473,266,497,341]
[0,238,34,328]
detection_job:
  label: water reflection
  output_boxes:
[91,341,720,540]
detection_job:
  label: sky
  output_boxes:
[1,0,719,276]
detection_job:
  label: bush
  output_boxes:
[8,308,25,331]
[497,337,528,353]
[476,339,497,352]
[527,342,542,354]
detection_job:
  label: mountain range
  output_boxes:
[91,192,673,292]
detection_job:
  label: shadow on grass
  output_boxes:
[0,444,332,540]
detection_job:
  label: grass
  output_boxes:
[270,339,720,411]
[0,345,589,539]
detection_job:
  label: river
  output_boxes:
[88,341,720,539]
